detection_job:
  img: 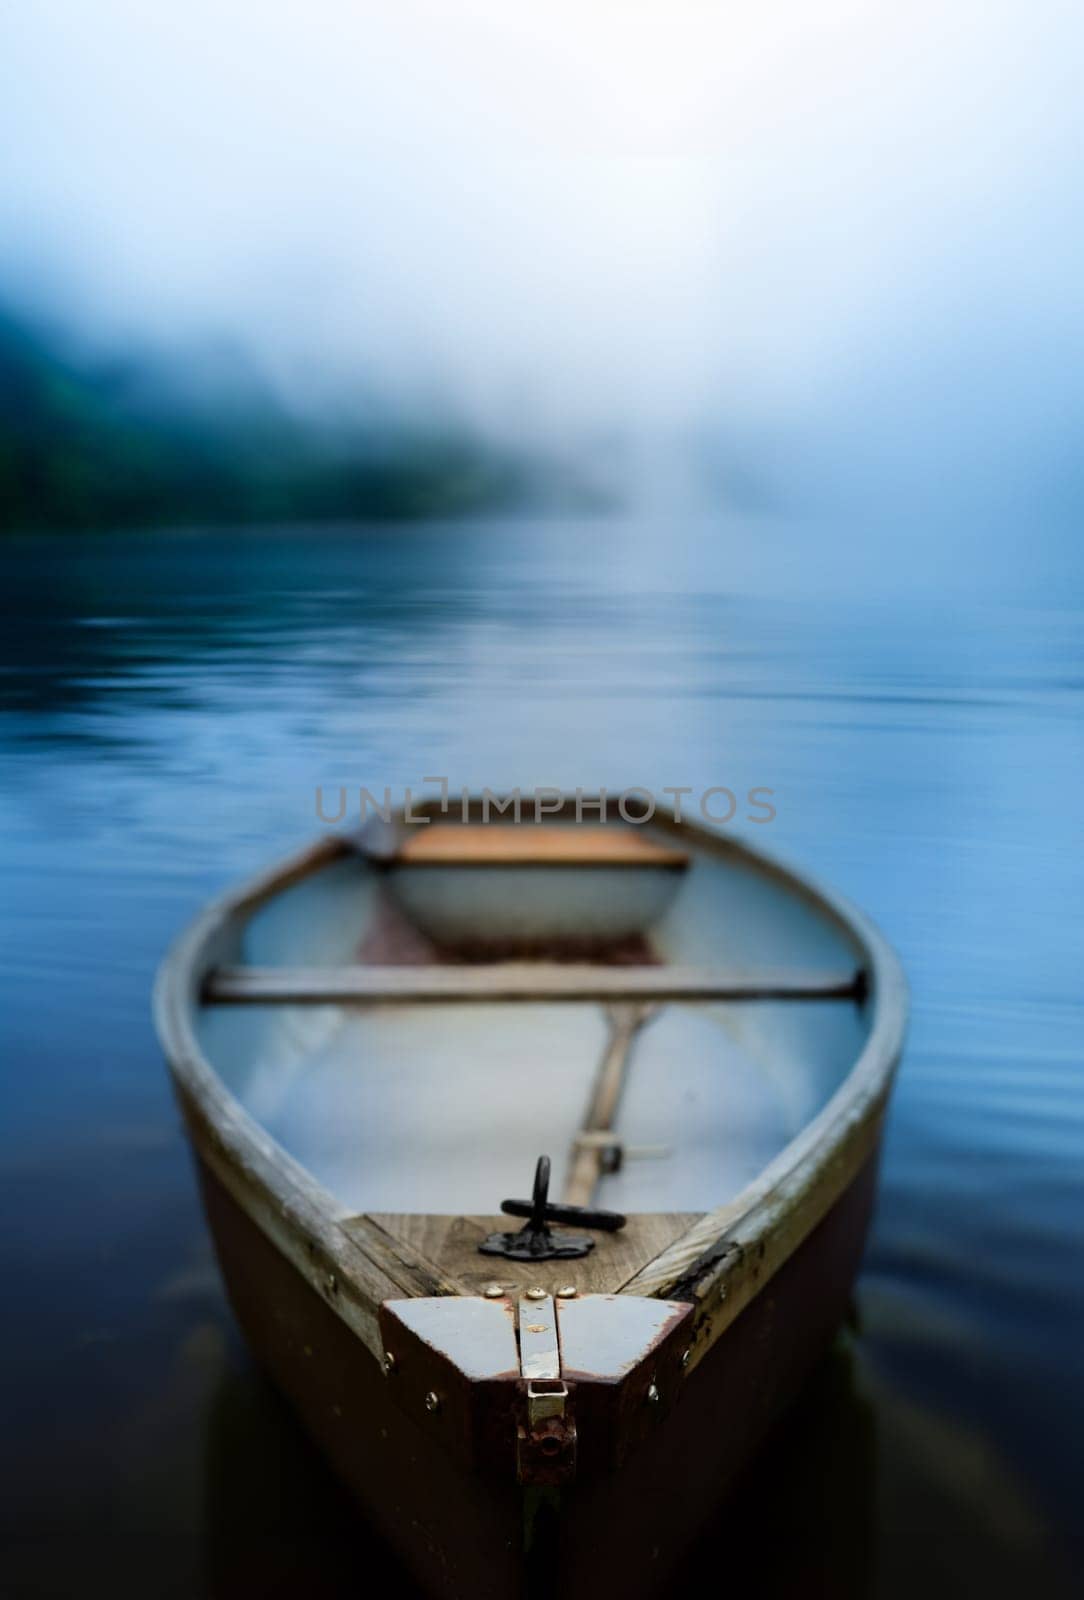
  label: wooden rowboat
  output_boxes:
[154,796,907,1597]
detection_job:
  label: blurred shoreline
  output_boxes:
[0,302,615,535]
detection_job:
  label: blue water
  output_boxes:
[1,517,1081,1596]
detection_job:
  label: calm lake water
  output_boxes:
[1,517,1081,1597]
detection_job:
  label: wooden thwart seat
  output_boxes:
[202,963,865,1006]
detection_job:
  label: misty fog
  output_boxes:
[3,1,1082,523]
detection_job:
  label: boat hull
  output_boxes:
[195,1139,881,1599]
[157,812,906,1594]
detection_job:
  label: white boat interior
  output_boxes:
[194,821,871,1217]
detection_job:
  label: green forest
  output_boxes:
[0,305,539,532]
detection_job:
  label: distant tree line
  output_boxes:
[0,305,534,532]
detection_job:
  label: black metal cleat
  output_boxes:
[478,1155,626,1262]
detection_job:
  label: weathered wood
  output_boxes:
[198,1150,878,1599]
[202,962,864,1007]
[555,1155,882,1597]
[156,802,906,1410]
[153,833,452,1356]
[197,1162,529,1599]
[562,1004,655,1207]
[357,1212,702,1299]
[618,811,908,1330]
[394,822,688,868]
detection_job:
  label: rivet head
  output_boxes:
[424,1390,441,1414]
[484,1284,504,1299]
[646,1382,661,1405]
[556,1285,578,1299]
[382,1351,397,1375]
[525,1287,546,1301]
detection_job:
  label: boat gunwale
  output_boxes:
[153,833,458,1361]
[153,799,907,1370]
[617,807,907,1338]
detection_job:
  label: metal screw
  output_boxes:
[326,1272,338,1294]
[525,1286,546,1301]
[646,1383,660,1405]
[382,1351,397,1376]
[484,1284,504,1299]
[556,1285,578,1299]
[425,1391,441,1414]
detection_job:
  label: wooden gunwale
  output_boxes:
[153,802,907,1375]
[153,835,460,1362]
[618,807,908,1361]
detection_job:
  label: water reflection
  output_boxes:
[203,1350,403,1600]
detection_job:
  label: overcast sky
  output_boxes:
[3,2,1081,510]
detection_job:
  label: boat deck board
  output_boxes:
[350,1211,702,1298]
